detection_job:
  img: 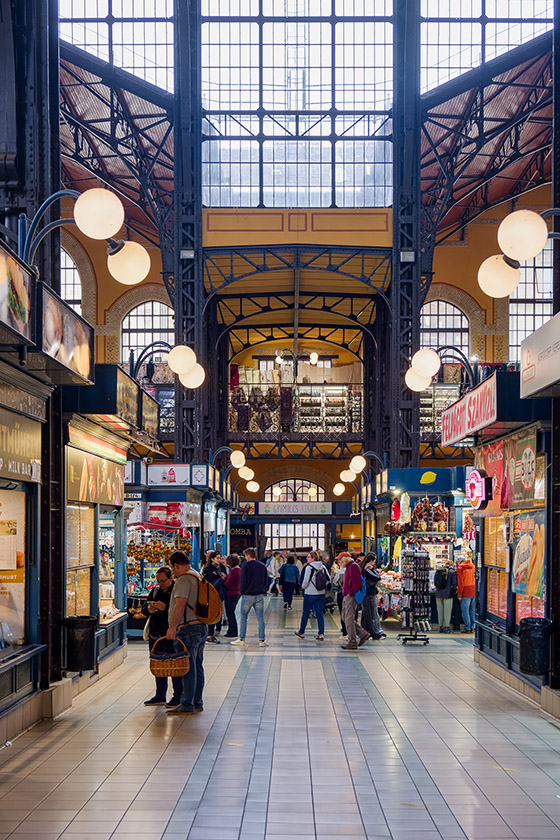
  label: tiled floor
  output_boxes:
[1,598,560,840]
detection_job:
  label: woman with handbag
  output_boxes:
[360,553,386,640]
[142,566,183,707]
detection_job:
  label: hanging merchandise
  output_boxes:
[397,548,431,644]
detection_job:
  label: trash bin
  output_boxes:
[519,617,553,675]
[63,616,98,671]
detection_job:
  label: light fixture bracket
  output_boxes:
[106,238,125,256]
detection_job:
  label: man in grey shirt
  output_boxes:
[166,551,207,714]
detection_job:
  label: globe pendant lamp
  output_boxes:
[309,351,319,365]
[246,480,260,493]
[333,483,345,496]
[340,469,356,483]
[73,188,125,240]
[349,455,367,474]
[404,367,432,392]
[179,363,206,389]
[497,210,549,262]
[411,348,441,379]
[167,345,197,375]
[230,450,246,469]
[238,466,254,481]
[107,240,151,285]
[307,485,317,497]
[272,485,282,497]
[477,254,520,298]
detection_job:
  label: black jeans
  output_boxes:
[282,582,295,606]
[149,636,183,701]
[360,593,382,637]
[224,594,240,637]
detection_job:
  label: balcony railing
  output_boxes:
[229,382,363,436]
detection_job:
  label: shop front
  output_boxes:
[441,370,551,691]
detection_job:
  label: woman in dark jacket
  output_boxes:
[202,551,227,643]
[360,553,385,640]
[142,566,183,707]
[222,554,241,637]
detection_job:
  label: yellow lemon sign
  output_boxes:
[420,471,437,485]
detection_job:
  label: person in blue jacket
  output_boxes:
[278,554,299,610]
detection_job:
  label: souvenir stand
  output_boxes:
[398,548,431,644]
[441,370,550,686]
[124,462,235,636]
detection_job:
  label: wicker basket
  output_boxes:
[149,637,190,678]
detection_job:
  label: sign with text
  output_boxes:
[513,428,537,508]
[148,464,191,485]
[466,469,493,511]
[0,406,41,483]
[474,440,504,516]
[259,501,332,515]
[512,509,545,598]
[441,374,498,446]
[66,446,125,505]
[520,311,560,398]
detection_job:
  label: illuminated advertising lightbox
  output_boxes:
[466,468,493,511]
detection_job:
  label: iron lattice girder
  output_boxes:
[228,434,364,460]
[203,245,392,295]
[226,324,364,360]
[216,290,378,331]
[420,33,552,244]
[420,442,474,461]
[58,43,175,261]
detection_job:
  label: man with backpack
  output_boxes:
[294,551,331,641]
[166,551,208,715]
[339,552,370,650]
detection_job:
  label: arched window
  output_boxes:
[60,248,82,315]
[121,301,174,363]
[264,479,326,502]
[509,242,553,364]
[420,300,469,357]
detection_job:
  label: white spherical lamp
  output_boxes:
[411,348,441,379]
[404,367,432,392]
[497,210,549,262]
[246,480,260,493]
[272,485,282,497]
[107,241,151,285]
[349,455,367,474]
[340,469,356,483]
[179,363,205,389]
[167,345,197,375]
[238,466,254,481]
[477,254,520,298]
[309,351,319,365]
[307,485,317,497]
[229,449,246,469]
[73,188,125,240]
[333,483,345,496]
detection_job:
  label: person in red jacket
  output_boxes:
[339,553,370,650]
[457,555,476,633]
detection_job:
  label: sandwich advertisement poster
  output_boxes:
[0,242,32,343]
[512,510,546,598]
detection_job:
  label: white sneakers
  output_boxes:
[230,638,268,647]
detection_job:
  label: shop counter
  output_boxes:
[95,613,127,662]
[0,644,45,715]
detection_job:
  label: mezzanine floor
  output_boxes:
[1,597,560,840]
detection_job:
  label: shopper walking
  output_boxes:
[457,555,476,633]
[202,551,226,644]
[278,554,299,609]
[222,553,241,638]
[360,553,385,640]
[434,560,457,633]
[142,566,183,706]
[231,547,269,647]
[339,553,370,650]
[294,551,330,640]
[166,551,207,715]
[332,560,347,635]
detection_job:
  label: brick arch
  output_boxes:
[424,282,508,362]
[97,284,173,363]
[60,230,97,325]
[238,463,349,503]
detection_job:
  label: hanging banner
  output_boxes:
[513,428,537,508]
[441,374,498,446]
[512,510,545,597]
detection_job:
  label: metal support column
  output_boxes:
[549,0,560,688]
[390,0,421,468]
[174,0,208,462]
